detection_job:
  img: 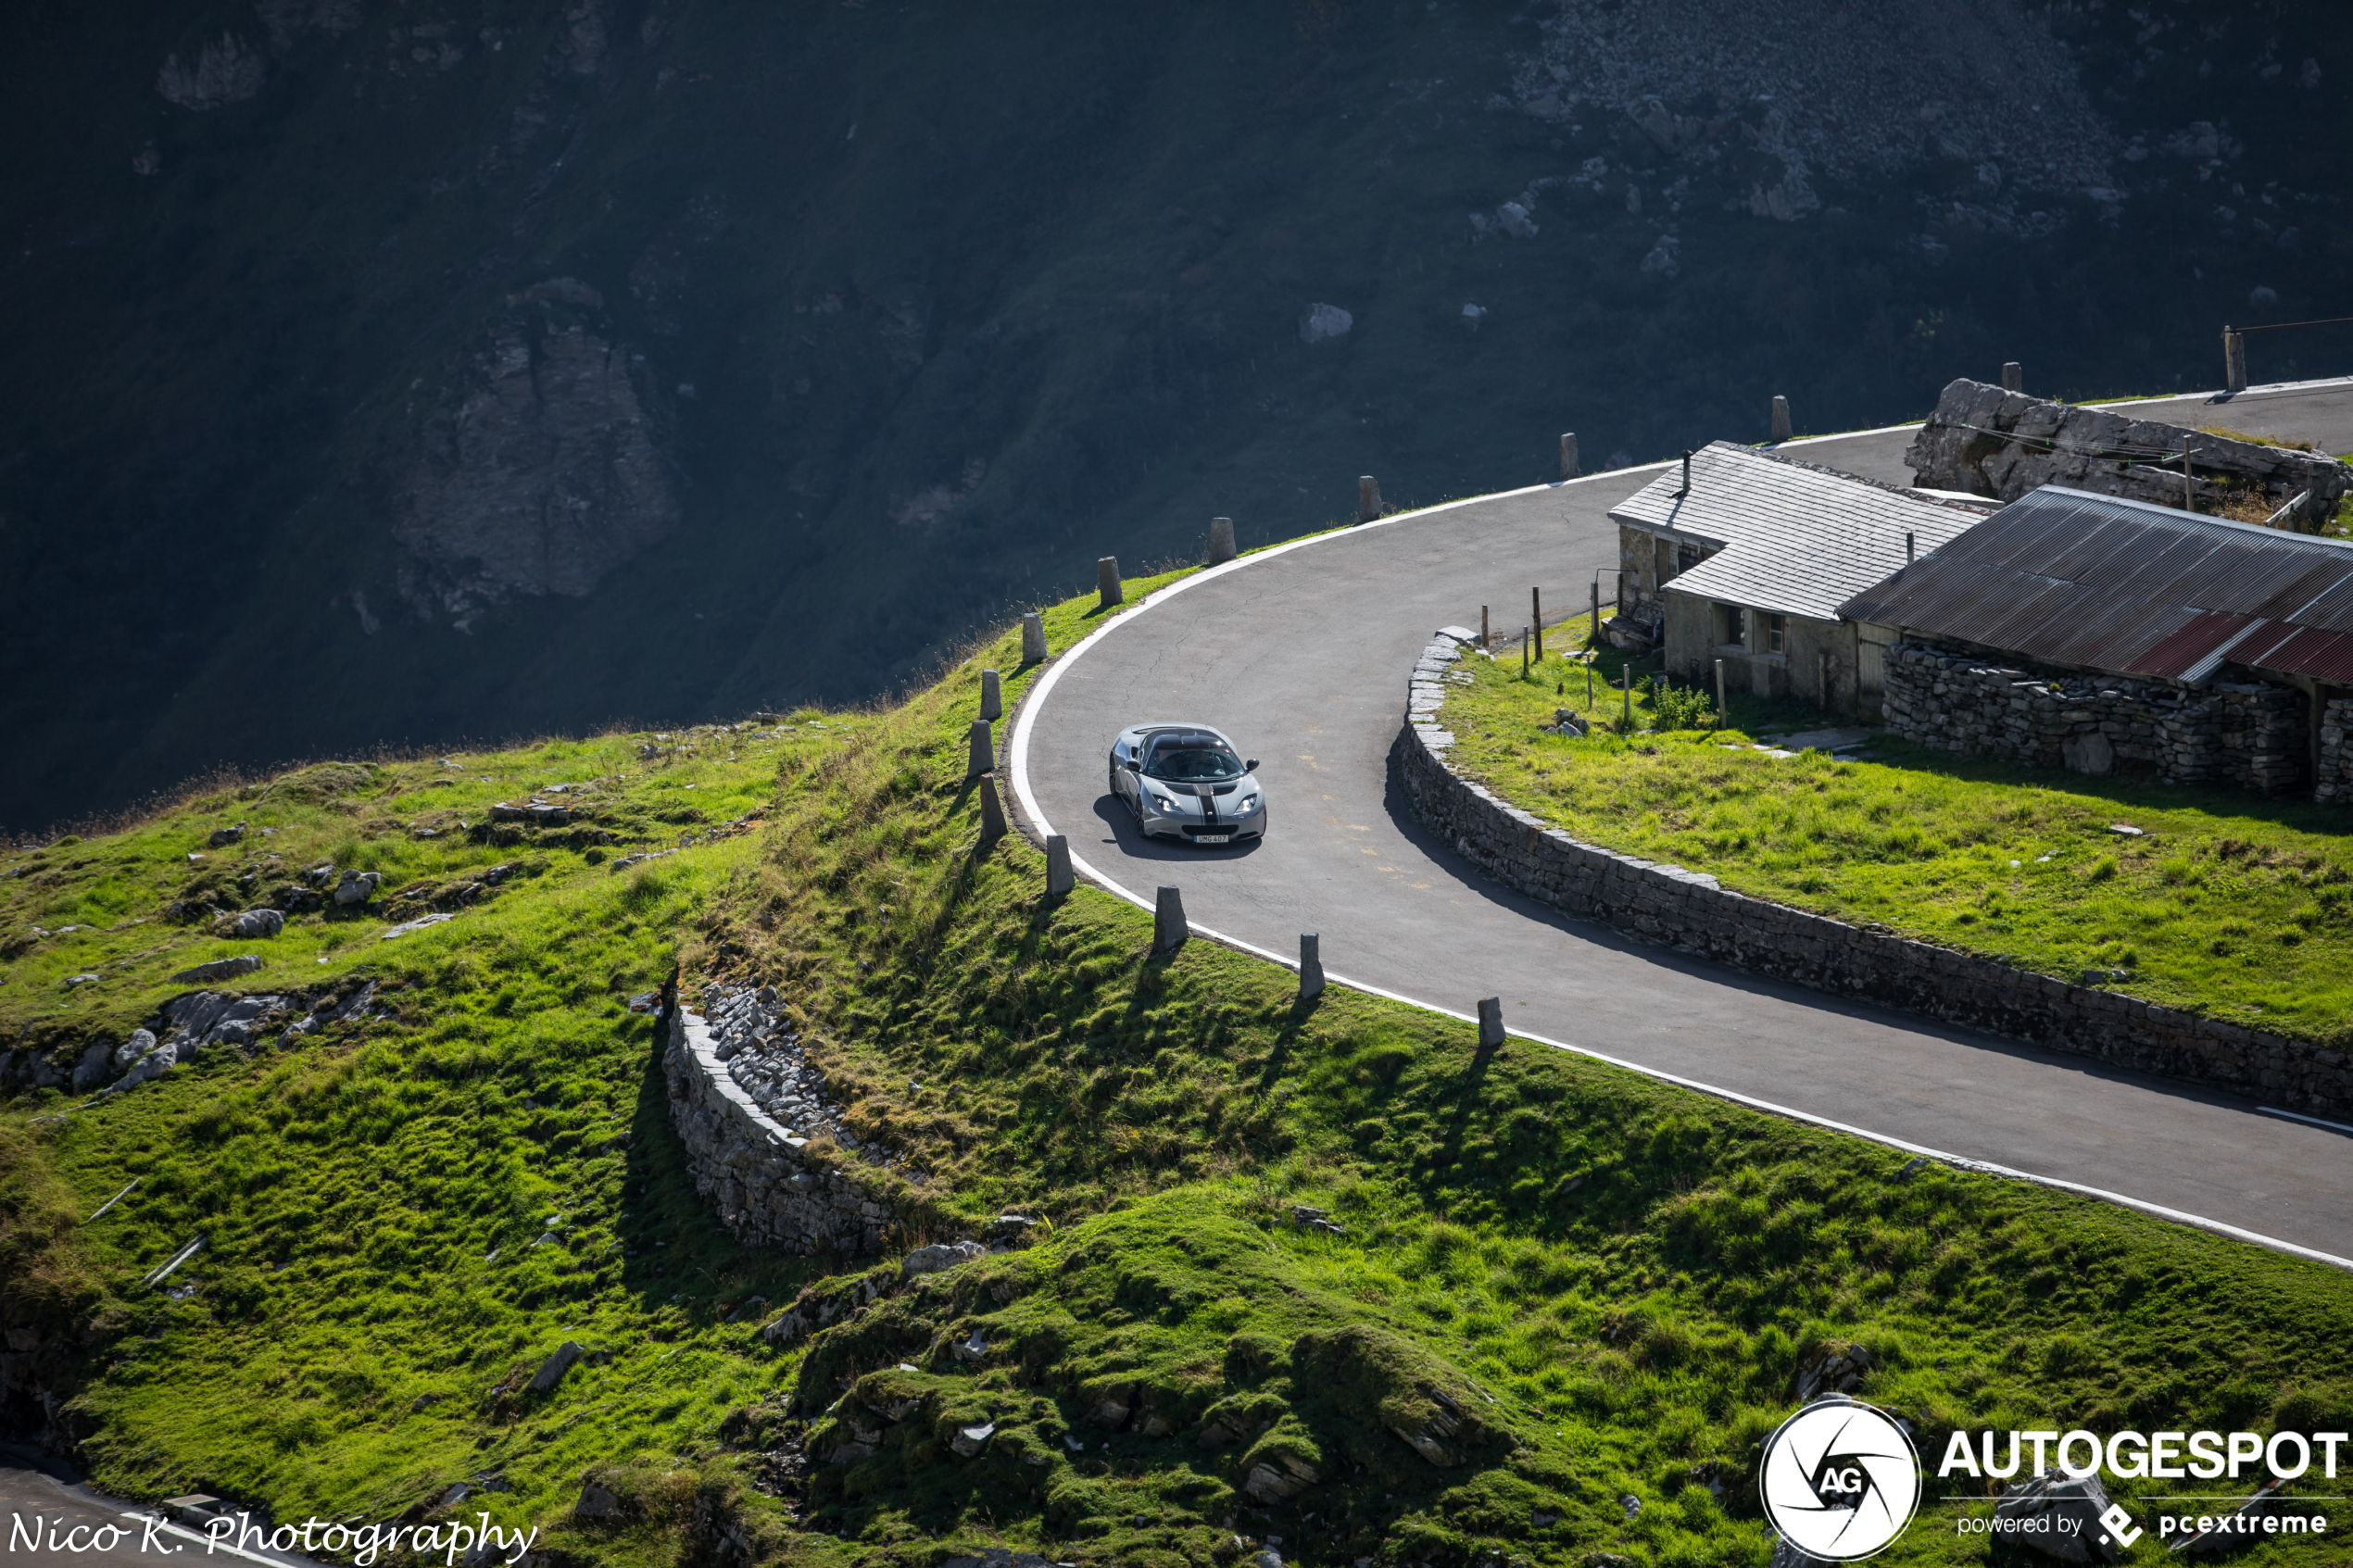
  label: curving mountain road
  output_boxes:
[1013,380,2353,1267]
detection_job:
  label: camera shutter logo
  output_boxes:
[1759,1399,1922,1562]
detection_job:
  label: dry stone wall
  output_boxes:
[661,990,897,1257]
[1882,642,2306,795]
[2317,697,2353,806]
[1398,629,2353,1120]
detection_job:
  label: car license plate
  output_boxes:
[1196,834,1230,845]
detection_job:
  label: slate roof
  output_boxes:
[1837,484,2353,685]
[1610,441,1994,622]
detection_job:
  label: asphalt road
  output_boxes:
[1013,379,2353,1266]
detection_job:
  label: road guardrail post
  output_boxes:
[1209,516,1237,565]
[980,668,1001,721]
[1477,996,1504,1047]
[1153,886,1188,956]
[1299,932,1324,998]
[1046,834,1074,897]
[1021,611,1048,664]
[978,775,1007,840]
[1098,557,1123,609]
[967,719,993,780]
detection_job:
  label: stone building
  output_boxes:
[1603,441,1989,713]
[1840,485,2353,799]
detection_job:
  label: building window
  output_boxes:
[1714,603,1746,646]
[1677,544,1704,575]
[1768,614,1787,654]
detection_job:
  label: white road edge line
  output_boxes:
[2259,1105,2353,1136]
[1007,388,2353,1275]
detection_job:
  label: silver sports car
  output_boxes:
[1107,722,1266,845]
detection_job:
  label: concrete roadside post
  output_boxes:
[1477,996,1504,1047]
[1152,886,1188,956]
[1020,611,1048,664]
[979,668,1001,721]
[1298,932,1324,999]
[1098,557,1123,609]
[2002,361,2023,394]
[1771,395,1793,443]
[2224,328,2247,394]
[967,719,993,780]
[1358,475,1382,522]
[1208,516,1237,566]
[1715,659,1728,730]
[1045,834,1075,897]
[1559,433,1579,481]
[978,775,1008,840]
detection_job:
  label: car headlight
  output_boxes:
[1148,792,1176,811]
[1239,794,1261,812]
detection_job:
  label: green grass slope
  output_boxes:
[4,577,2351,1567]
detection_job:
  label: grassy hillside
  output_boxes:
[6,1,2353,832]
[5,577,2353,1566]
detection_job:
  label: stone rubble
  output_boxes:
[701,982,856,1148]
[0,981,382,1098]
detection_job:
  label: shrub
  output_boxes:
[1644,676,1717,732]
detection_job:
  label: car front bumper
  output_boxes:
[1139,798,1265,842]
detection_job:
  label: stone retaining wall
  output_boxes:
[1398,628,2353,1120]
[661,1004,896,1256]
[1882,642,2306,794]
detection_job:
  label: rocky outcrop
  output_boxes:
[1398,628,2353,1121]
[1510,2,2113,188]
[393,295,676,632]
[660,991,896,1256]
[1,982,379,1099]
[1906,379,2350,524]
[157,34,267,110]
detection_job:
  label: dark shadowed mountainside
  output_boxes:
[3,0,2347,831]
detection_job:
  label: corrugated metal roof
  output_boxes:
[1838,484,2353,684]
[1612,441,1994,621]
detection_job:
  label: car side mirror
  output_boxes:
[1126,759,1140,772]
[1245,759,1259,771]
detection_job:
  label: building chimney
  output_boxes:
[1906,532,1916,565]
[1676,449,1692,497]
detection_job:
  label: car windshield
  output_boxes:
[1144,738,1244,782]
